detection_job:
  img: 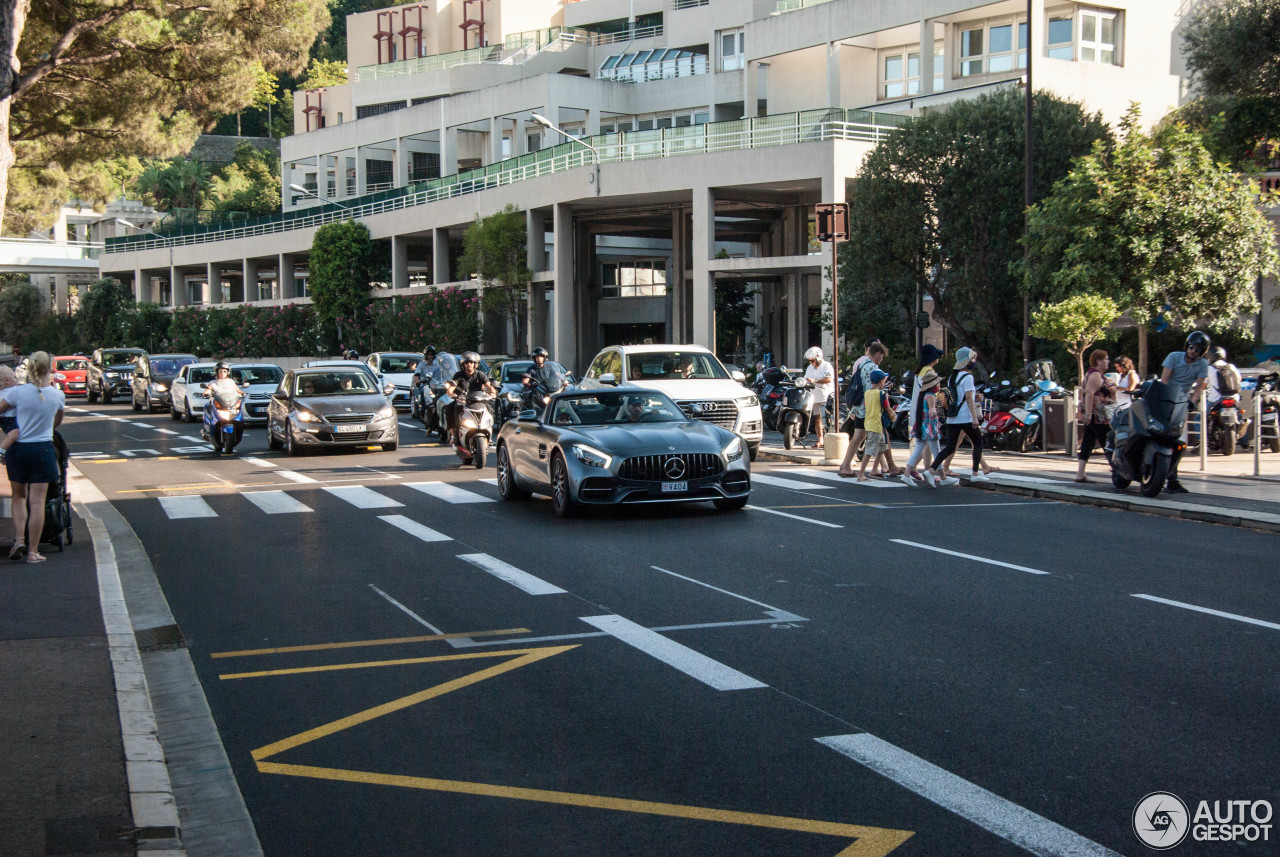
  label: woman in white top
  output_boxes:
[0,351,66,563]
[1113,356,1140,406]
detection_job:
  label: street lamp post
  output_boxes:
[531,112,601,196]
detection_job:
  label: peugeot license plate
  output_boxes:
[661,481,687,493]
[335,424,366,433]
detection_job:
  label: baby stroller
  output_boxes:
[27,431,72,552]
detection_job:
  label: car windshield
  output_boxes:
[103,350,142,365]
[295,371,377,396]
[187,367,217,384]
[151,357,195,375]
[232,365,284,385]
[549,391,684,426]
[501,361,533,383]
[56,359,88,371]
[625,351,728,381]
[379,355,419,373]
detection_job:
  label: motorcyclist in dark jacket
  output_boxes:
[521,347,558,408]
[444,351,495,444]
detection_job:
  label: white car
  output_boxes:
[364,351,421,411]
[230,363,286,424]
[579,344,764,460]
[169,362,220,422]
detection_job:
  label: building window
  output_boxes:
[719,29,744,72]
[881,44,943,98]
[958,18,1026,77]
[1047,12,1074,59]
[296,275,309,298]
[601,260,668,298]
[1079,7,1119,64]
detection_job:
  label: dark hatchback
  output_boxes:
[131,353,199,412]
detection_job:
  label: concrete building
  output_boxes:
[99,0,1200,372]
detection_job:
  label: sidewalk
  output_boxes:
[0,477,183,856]
[758,435,1280,533]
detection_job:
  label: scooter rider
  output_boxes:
[521,346,556,406]
[204,361,240,403]
[444,351,495,446]
[1159,330,1211,494]
[1206,345,1241,409]
[412,346,445,409]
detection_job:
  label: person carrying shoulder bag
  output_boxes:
[1074,349,1116,483]
[0,351,65,563]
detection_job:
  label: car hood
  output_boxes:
[294,394,389,415]
[243,383,278,395]
[559,420,733,454]
[624,379,749,401]
[152,373,180,385]
[379,372,414,384]
[105,363,138,372]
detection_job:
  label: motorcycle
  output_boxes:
[454,390,496,468]
[421,353,460,442]
[887,374,912,443]
[1107,379,1188,498]
[1203,396,1249,457]
[201,385,247,455]
[775,376,815,450]
[754,366,795,430]
[523,364,574,412]
[1244,371,1280,454]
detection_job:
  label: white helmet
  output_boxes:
[804,346,823,362]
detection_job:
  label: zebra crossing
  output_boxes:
[156,479,494,520]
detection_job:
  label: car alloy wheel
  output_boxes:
[550,453,576,518]
[496,444,528,501]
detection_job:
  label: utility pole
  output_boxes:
[1022,0,1034,366]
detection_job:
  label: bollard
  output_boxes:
[823,431,848,463]
[1256,388,1262,477]
[1200,387,1208,471]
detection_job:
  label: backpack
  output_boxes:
[1216,363,1241,397]
[944,370,970,419]
[843,358,867,408]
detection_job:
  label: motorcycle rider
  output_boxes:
[1206,346,1242,410]
[1158,330,1211,493]
[521,346,558,407]
[204,361,241,404]
[444,351,496,447]
[412,346,445,413]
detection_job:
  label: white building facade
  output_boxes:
[99,0,1192,372]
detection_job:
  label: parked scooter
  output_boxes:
[754,366,794,429]
[202,386,246,455]
[1194,397,1249,457]
[1107,379,1188,497]
[454,390,496,468]
[1244,371,1280,453]
[775,375,816,449]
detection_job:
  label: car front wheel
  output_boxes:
[550,452,576,518]
[497,444,528,501]
[268,423,284,450]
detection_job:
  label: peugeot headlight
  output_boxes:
[295,409,320,423]
[736,395,760,409]
[571,444,612,469]
[724,436,743,461]
[150,382,168,393]
[376,405,395,419]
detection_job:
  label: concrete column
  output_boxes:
[355,146,367,197]
[171,266,187,306]
[788,274,808,365]
[526,209,544,273]
[690,187,715,349]
[243,259,260,302]
[394,138,409,188]
[205,263,220,305]
[942,21,955,91]
[279,254,297,299]
[826,41,841,108]
[432,228,451,284]
[744,60,759,118]
[670,208,687,342]
[920,19,935,96]
[440,103,456,176]
[528,283,548,351]
[391,235,409,290]
[490,116,504,164]
[1029,0,1046,63]
[585,108,601,137]
[134,267,147,304]
[552,202,575,372]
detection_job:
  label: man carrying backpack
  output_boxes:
[1206,346,1241,409]
[932,346,988,483]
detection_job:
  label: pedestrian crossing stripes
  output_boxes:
[242,491,313,515]
[405,481,494,504]
[323,485,404,509]
[157,496,217,519]
[378,515,451,542]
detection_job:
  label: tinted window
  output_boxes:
[231,365,284,385]
[150,357,196,375]
[378,355,419,373]
[627,351,728,380]
[295,371,376,396]
[551,391,683,426]
[56,359,88,371]
[102,350,142,365]
[187,367,217,384]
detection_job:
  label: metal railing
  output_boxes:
[0,238,104,260]
[591,25,663,46]
[104,109,907,254]
[774,0,836,12]
[673,0,709,8]
[355,44,503,82]
[601,54,707,83]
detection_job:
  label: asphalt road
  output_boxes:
[62,401,1280,857]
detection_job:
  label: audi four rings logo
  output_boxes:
[663,457,686,480]
[1134,792,1189,850]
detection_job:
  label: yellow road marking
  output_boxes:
[211,628,530,658]
[244,644,915,855]
[221,648,559,680]
[256,761,913,856]
[116,481,278,494]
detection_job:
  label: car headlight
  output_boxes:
[55,372,66,381]
[571,444,612,469]
[724,436,743,461]
[377,405,395,419]
[295,409,320,423]
[150,382,168,393]
[736,395,760,409]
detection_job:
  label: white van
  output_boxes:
[580,344,763,460]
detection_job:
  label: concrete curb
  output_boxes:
[756,448,1280,534]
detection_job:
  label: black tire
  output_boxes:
[170,402,181,421]
[550,452,576,518]
[184,401,196,423]
[1219,427,1236,456]
[1110,468,1131,490]
[103,391,113,405]
[783,422,797,450]
[1018,423,1039,454]
[88,387,99,404]
[747,443,759,462]
[131,394,142,412]
[497,444,529,500]
[286,425,305,457]
[1269,438,1280,454]
[1140,454,1170,498]
[268,424,284,450]
[473,436,488,468]
[211,436,223,456]
[382,440,398,451]
[714,495,749,511]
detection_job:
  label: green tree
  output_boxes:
[1029,294,1120,385]
[205,144,282,216]
[839,88,1110,370]
[0,0,328,235]
[135,157,210,212]
[0,278,47,344]
[300,58,351,90]
[1022,108,1279,377]
[309,220,387,346]
[713,251,757,363]
[458,204,531,356]
[76,277,136,347]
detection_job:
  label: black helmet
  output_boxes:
[1208,345,1227,363]
[531,346,549,360]
[461,351,480,366]
[215,361,231,372]
[1186,331,1210,355]
[423,345,436,357]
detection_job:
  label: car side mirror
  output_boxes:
[600,373,617,385]
[519,409,539,421]
[731,370,746,383]
[241,382,251,389]
[382,383,396,397]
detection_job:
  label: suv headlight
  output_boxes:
[150,382,168,393]
[735,395,760,409]
[571,444,612,469]
[724,436,743,461]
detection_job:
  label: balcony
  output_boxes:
[355,44,502,83]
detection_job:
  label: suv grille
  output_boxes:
[677,400,738,429]
[620,453,724,481]
[326,412,375,424]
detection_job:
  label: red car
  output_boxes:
[53,355,90,397]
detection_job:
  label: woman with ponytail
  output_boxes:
[0,351,65,563]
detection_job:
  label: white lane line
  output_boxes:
[368,584,449,634]
[746,505,842,528]
[111,417,131,423]
[130,421,153,428]
[891,539,1048,575]
[750,473,835,491]
[457,553,566,595]
[405,481,495,504]
[158,496,218,519]
[888,501,1063,510]
[379,515,451,542]
[650,566,806,621]
[818,733,1123,857]
[243,457,277,468]
[153,428,180,436]
[791,468,905,488]
[1132,594,1280,632]
[67,407,86,413]
[479,478,498,486]
[242,491,313,515]
[275,469,319,484]
[179,435,204,443]
[323,485,404,509]
[87,412,106,417]
[581,614,767,691]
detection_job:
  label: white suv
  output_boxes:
[580,344,763,460]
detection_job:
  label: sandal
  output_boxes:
[25,552,45,564]
[1073,476,1094,483]
[9,542,26,561]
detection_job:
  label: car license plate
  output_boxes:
[334,424,366,433]
[661,481,687,493]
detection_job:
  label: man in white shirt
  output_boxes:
[802,346,833,443]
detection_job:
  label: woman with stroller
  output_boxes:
[0,351,65,563]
